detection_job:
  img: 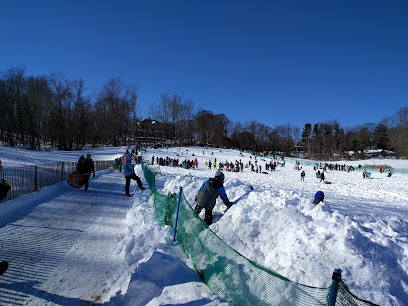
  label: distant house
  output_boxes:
[137,117,161,135]
[366,149,396,158]
[134,117,164,145]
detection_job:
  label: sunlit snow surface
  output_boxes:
[0,145,407,305]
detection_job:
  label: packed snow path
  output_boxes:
[0,169,219,305]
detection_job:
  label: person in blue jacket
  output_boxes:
[124,150,144,197]
[194,170,232,226]
[313,191,324,204]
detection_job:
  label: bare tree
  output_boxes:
[183,99,195,144]
[70,78,92,149]
[126,84,139,122]
[274,124,295,154]
[254,122,270,153]
[292,125,301,156]
[48,72,74,149]
[0,67,27,146]
[94,78,132,146]
[230,122,244,148]
[25,75,52,149]
[212,113,230,146]
[391,107,408,157]
[177,98,195,144]
[195,109,213,144]
[125,84,140,142]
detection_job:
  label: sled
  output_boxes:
[324,181,331,184]
[67,172,84,188]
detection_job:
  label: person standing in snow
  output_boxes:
[319,171,325,183]
[194,170,232,226]
[76,155,85,174]
[124,150,144,197]
[301,170,305,182]
[82,153,95,192]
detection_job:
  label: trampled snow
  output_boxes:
[0,145,407,305]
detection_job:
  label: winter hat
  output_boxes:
[214,170,224,182]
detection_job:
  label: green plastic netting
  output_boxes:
[336,281,377,306]
[141,161,378,306]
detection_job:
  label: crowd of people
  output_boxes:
[150,156,282,174]
[152,156,196,169]
[314,162,355,172]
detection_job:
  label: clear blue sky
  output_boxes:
[1,0,407,129]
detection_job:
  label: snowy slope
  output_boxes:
[0,145,407,305]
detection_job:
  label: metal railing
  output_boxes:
[0,160,113,203]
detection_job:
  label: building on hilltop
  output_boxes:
[133,117,172,146]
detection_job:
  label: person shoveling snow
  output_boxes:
[194,170,232,225]
[313,191,324,204]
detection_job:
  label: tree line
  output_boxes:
[1,67,407,158]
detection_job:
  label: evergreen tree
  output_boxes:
[373,123,390,150]
[301,123,312,158]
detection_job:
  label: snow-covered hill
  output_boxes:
[0,145,407,305]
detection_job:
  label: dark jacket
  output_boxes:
[76,157,85,174]
[82,158,95,175]
[196,177,230,210]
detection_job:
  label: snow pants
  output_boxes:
[125,173,143,196]
[83,174,91,191]
[194,205,213,226]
